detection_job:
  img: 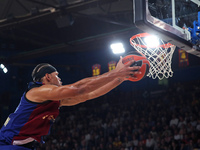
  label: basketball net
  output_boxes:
[130,33,176,80]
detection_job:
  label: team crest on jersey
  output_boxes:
[42,115,55,122]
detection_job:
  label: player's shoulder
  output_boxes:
[26,84,59,102]
[27,84,58,94]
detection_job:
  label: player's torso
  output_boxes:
[0,82,60,145]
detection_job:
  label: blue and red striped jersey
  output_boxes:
[0,82,60,145]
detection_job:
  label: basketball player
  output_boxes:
[0,57,140,150]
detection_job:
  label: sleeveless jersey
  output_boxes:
[0,82,60,145]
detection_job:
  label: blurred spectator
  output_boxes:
[145,134,155,150]
[170,114,179,127]
[33,80,200,150]
[113,137,122,149]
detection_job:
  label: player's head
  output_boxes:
[32,63,57,82]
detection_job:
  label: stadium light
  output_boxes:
[0,64,5,69]
[144,35,160,48]
[0,64,8,73]
[110,43,125,54]
[3,68,8,73]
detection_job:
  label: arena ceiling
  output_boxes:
[0,0,139,64]
[0,0,195,64]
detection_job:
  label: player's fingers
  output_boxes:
[118,56,123,63]
[127,72,139,76]
[125,59,135,66]
[130,76,138,79]
[129,66,140,71]
[126,70,141,76]
[132,71,142,74]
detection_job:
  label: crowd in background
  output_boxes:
[33,80,200,150]
[22,80,200,149]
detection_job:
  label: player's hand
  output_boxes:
[115,56,141,80]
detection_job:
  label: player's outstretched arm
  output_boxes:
[69,57,139,93]
[27,57,140,102]
[60,58,141,106]
[60,77,124,106]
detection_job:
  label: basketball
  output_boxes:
[122,51,150,82]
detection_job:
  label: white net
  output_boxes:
[130,33,176,80]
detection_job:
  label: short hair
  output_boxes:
[32,63,57,82]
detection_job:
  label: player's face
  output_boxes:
[50,71,62,86]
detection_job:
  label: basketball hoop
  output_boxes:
[130,33,176,80]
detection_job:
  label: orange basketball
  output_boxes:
[122,51,150,82]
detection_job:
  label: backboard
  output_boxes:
[133,0,200,57]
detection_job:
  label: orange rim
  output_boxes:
[130,33,173,48]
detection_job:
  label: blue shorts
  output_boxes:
[0,140,32,150]
[0,145,32,150]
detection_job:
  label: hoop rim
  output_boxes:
[130,33,174,48]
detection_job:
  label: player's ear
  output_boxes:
[45,73,51,81]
